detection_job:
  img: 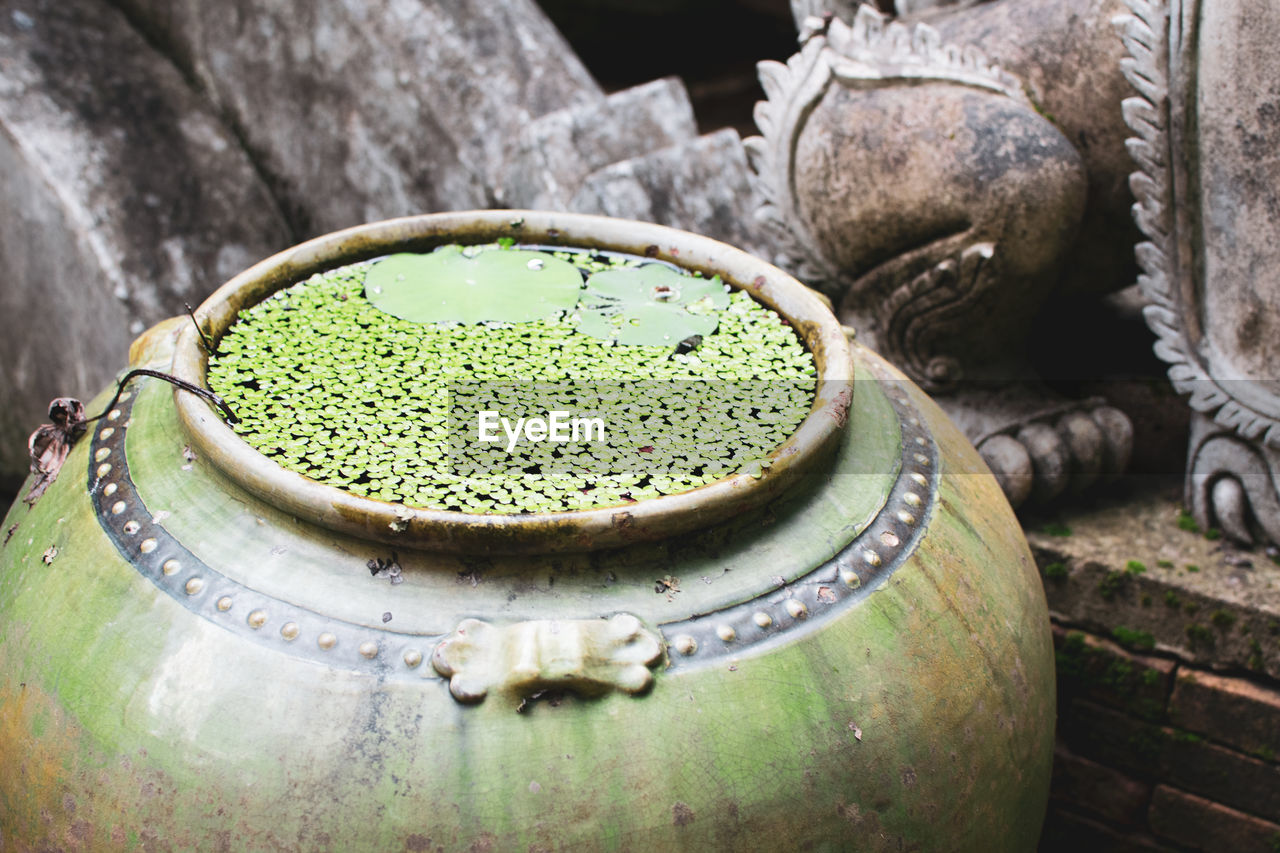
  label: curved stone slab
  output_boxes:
[0,0,291,490]
[112,0,604,236]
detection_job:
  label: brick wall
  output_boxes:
[1040,614,1280,851]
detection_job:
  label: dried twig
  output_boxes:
[23,369,237,506]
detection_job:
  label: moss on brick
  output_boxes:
[1055,630,1166,721]
[1042,561,1068,581]
[1098,570,1129,601]
[1112,626,1156,652]
[1186,623,1214,647]
[1248,639,1265,672]
[1210,609,1237,630]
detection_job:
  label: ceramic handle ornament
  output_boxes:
[431,613,663,703]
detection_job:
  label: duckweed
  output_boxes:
[206,245,818,514]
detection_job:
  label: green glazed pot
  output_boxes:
[0,211,1053,851]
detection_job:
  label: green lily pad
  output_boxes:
[364,246,583,324]
[576,264,730,346]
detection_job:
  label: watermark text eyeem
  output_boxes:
[477,410,606,453]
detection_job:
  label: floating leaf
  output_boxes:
[576,265,730,346]
[364,246,583,324]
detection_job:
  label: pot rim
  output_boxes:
[171,210,853,554]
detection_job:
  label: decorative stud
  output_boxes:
[106,409,121,421]
[87,367,940,678]
[117,392,132,403]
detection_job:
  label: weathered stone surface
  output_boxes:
[1193,6,1280,389]
[925,0,1141,300]
[569,128,764,255]
[1050,741,1153,825]
[1113,0,1280,546]
[110,0,603,237]
[1148,785,1280,853]
[1169,669,1280,763]
[496,77,698,212]
[1053,626,1174,722]
[0,0,291,489]
[789,80,1086,362]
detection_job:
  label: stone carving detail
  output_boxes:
[1186,423,1280,545]
[747,7,1024,292]
[878,241,997,391]
[431,614,663,704]
[1117,0,1280,544]
[819,7,1025,100]
[747,5,1132,508]
[747,32,841,286]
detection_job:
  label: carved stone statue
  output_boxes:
[1116,0,1280,545]
[749,0,1280,545]
[747,1,1140,509]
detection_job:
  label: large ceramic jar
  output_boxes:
[0,211,1053,850]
